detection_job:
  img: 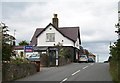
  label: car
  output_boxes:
[104,61,109,63]
[88,58,95,63]
[79,55,88,63]
[26,54,40,61]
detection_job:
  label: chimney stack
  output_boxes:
[52,14,59,28]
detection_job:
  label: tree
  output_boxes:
[110,23,120,83]
[110,39,120,61]
[1,22,13,61]
[18,40,29,46]
[110,23,120,61]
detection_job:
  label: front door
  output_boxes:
[49,50,56,66]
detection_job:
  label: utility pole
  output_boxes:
[110,41,111,47]
[14,29,16,38]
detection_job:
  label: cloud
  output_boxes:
[2,1,119,41]
[2,2,51,43]
[1,0,119,62]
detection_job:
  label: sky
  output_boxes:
[1,0,119,62]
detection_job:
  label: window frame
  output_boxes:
[46,33,55,42]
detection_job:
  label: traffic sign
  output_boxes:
[24,46,33,52]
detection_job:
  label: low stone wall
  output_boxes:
[2,63,37,82]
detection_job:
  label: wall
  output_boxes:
[15,49,25,57]
[37,25,74,47]
[75,38,80,49]
[2,63,37,82]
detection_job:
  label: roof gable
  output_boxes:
[36,23,75,42]
[36,23,55,38]
[30,23,81,46]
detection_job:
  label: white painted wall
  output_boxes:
[37,25,75,47]
[14,49,25,57]
[75,38,80,49]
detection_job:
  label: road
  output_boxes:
[17,63,113,82]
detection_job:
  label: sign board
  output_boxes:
[24,46,33,52]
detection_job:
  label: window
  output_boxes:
[46,33,55,42]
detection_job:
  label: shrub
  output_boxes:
[110,39,120,83]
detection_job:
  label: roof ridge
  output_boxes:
[36,27,79,29]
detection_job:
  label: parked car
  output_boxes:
[26,54,40,61]
[104,61,109,63]
[88,58,95,63]
[79,55,88,63]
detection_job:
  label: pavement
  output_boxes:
[16,63,113,82]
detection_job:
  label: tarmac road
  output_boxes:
[17,63,113,82]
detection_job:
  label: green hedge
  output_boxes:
[2,63,37,82]
[109,39,120,83]
[110,58,120,83]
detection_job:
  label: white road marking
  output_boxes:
[72,70,81,76]
[60,64,93,83]
[60,78,68,83]
[83,66,88,69]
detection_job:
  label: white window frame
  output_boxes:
[46,33,55,42]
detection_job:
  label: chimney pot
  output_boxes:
[54,14,57,18]
[52,14,59,28]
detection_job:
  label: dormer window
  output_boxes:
[46,33,55,42]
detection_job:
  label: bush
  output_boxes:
[10,57,29,65]
[2,44,13,61]
[110,39,120,83]
[2,63,37,81]
[40,54,49,67]
[110,60,119,83]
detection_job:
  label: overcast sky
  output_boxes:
[1,0,119,62]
